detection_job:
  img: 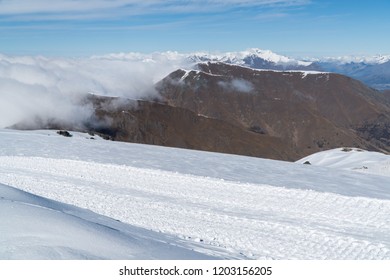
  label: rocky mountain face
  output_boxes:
[156,62,390,159]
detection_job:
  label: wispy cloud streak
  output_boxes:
[0,0,311,20]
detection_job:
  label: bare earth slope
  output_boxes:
[89,96,295,160]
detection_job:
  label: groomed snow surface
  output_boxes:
[1,130,389,260]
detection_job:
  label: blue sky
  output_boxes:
[1,0,390,57]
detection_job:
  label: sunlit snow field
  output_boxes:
[1,129,389,260]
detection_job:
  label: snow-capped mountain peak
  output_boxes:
[186,48,313,68]
[236,48,303,64]
[319,54,390,65]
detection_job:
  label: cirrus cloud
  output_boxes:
[0,0,311,20]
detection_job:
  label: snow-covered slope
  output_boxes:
[0,183,219,260]
[297,148,390,177]
[1,129,390,260]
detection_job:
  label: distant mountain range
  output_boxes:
[185,49,390,90]
[186,49,317,71]
[98,48,390,90]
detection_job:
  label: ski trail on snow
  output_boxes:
[0,156,389,260]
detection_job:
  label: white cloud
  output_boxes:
[0,0,310,19]
[0,52,190,128]
[0,77,90,128]
[218,79,254,93]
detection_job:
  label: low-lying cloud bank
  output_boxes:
[0,53,190,128]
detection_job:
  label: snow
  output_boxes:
[238,48,312,66]
[319,54,390,65]
[0,183,217,260]
[197,61,328,78]
[1,129,390,260]
[179,69,192,81]
[92,50,390,67]
[299,71,330,79]
[178,67,226,81]
[93,49,313,68]
[297,147,390,177]
[190,48,313,67]
[178,69,221,82]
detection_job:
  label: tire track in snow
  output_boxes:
[1,156,390,259]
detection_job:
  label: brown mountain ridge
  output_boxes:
[156,62,390,159]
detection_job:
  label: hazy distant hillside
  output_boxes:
[317,60,390,90]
